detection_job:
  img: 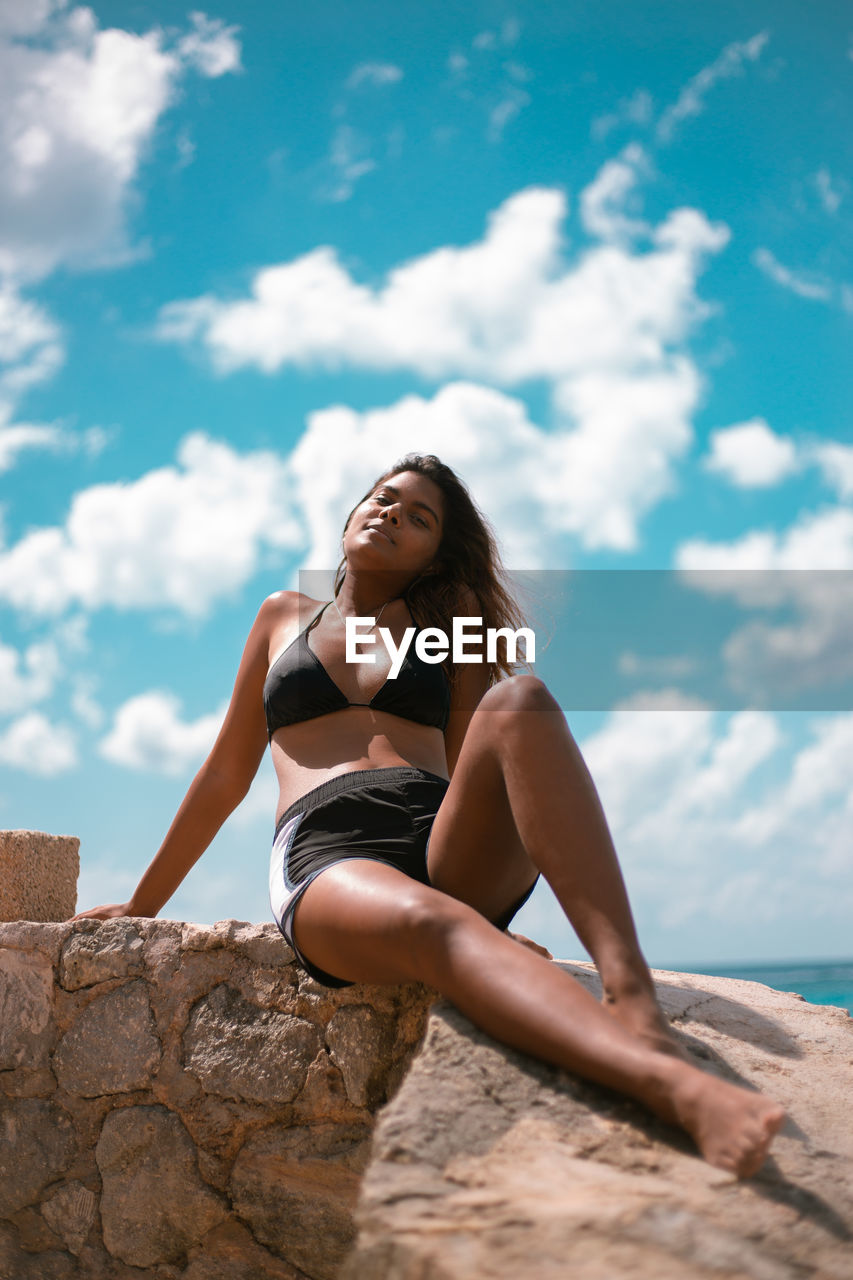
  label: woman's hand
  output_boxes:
[69,902,135,923]
[508,931,553,960]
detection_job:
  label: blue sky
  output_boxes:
[1,1,851,966]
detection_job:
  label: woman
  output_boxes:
[75,453,784,1177]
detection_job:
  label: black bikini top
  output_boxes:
[263,601,451,738]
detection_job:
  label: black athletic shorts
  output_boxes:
[269,765,537,987]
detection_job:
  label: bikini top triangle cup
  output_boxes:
[263,601,451,738]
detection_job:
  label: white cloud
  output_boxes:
[176,11,241,78]
[156,180,727,388]
[677,507,853,573]
[287,370,699,565]
[0,278,71,469]
[322,124,376,203]
[734,713,853,856]
[345,62,403,90]
[0,710,76,774]
[677,512,853,699]
[0,638,60,713]
[0,6,239,280]
[579,144,651,244]
[0,1,62,38]
[155,177,729,554]
[657,31,770,143]
[574,703,852,945]
[0,433,300,618]
[0,279,63,399]
[813,442,853,500]
[591,89,654,142]
[814,167,843,214]
[752,248,832,302]
[547,359,700,550]
[99,690,224,775]
[487,85,530,142]
[702,418,799,488]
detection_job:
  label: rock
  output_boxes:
[0,1098,75,1217]
[0,946,55,1069]
[183,1220,313,1279]
[343,965,853,1280]
[229,1122,372,1280]
[0,830,79,922]
[53,981,160,1096]
[326,1003,397,1107]
[96,1104,228,1267]
[40,1181,97,1255]
[182,983,321,1104]
[59,919,144,990]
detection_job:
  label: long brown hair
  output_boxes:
[333,454,528,685]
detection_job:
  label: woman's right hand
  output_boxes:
[69,902,136,923]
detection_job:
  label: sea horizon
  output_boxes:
[668,956,853,1016]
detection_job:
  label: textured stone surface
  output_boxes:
[344,963,853,1280]
[230,1122,372,1280]
[0,1098,75,1217]
[182,983,321,1103]
[0,830,79,922]
[326,1003,397,1108]
[0,918,433,1278]
[0,946,55,1069]
[97,1104,228,1266]
[53,980,161,1096]
[40,1182,97,1255]
[59,919,144,990]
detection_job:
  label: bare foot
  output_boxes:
[670,1069,786,1177]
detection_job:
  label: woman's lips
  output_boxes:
[366,524,394,544]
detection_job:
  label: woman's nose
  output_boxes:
[380,504,401,525]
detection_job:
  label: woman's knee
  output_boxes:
[479,673,558,718]
[392,885,475,972]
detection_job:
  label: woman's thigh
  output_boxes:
[427,682,541,921]
[290,858,474,986]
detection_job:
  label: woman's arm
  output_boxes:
[72,596,280,921]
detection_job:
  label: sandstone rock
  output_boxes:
[182,983,321,1103]
[183,1220,313,1279]
[0,1098,75,1217]
[344,965,853,1280]
[40,1181,97,1255]
[326,1003,397,1107]
[53,980,160,1096]
[0,830,79,922]
[0,946,55,1069]
[229,1122,372,1280]
[59,919,144,989]
[96,1104,228,1267]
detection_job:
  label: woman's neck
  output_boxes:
[333,570,412,618]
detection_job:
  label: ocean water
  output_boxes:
[695,959,853,1015]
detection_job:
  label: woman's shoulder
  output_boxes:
[257,590,328,630]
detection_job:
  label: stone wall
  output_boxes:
[0,918,433,1279]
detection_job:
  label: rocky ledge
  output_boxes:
[2,924,851,1279]
[344,963,853,1280]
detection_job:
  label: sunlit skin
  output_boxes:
[74,468,785,1177]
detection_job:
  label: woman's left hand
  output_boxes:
[508,931,553,960]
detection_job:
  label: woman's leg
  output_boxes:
[292,859,785,1177]
[427,676,678,1052]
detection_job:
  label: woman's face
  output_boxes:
[343,469,445,580]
